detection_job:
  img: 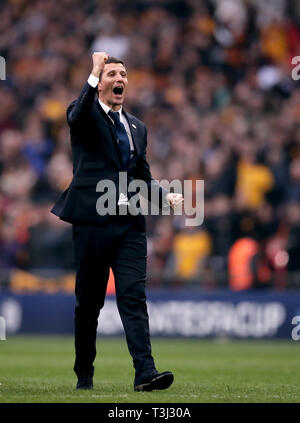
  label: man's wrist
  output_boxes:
[163,192,171,208]
[91,65,103,78]
[88,73,99,88]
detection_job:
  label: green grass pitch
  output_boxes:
[0,336,300,403]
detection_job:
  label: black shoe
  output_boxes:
[134,370,174,392]
[76,374,93,390]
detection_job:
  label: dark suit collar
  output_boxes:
[94,99,124,169]
[122,109,140,157]
[94,98,113,126]
[94,99,141,158]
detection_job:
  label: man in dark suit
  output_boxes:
[51,52,183,391]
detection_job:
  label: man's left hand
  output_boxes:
[166,193,184,210]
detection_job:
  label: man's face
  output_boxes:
[98,62,128,110]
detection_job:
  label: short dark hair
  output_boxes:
[106,56,124,66]
[99,56,125,80]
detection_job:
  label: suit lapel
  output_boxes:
[94,100,143,169]
[94,99,124,169]
[123,110,140,157]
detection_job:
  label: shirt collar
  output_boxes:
[99,99,123,118]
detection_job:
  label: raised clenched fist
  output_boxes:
[166,193,184,211]
[92,52,109,77]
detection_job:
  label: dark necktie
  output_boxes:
[108,110,131,169]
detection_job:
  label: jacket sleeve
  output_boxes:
[135,126,170,211]
[67,82,97,127]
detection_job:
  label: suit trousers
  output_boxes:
[72,212,155,378]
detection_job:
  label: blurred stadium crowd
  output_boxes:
[0,0,300,290]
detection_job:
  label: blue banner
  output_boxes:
[1,290,300,339]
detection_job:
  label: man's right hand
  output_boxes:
[92,52,109,78]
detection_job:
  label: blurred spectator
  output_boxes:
[285,202,300,272]
[18,204,74,276]
[21,115,54,177]
[228,237,259,290]
[170,226,211,281]
[235,138,274,209]
[286,158,300,202]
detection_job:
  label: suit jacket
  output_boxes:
[51,82,169,228]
